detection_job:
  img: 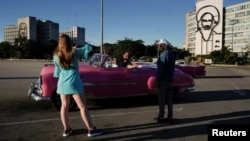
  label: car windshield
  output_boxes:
[86,53,117,68]
[87,53,102,66]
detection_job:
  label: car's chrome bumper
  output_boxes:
[28,81,50,101]
[187,86,195,91]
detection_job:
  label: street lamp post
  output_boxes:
[100,0,103,59]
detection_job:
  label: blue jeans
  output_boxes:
[158,81,173,119]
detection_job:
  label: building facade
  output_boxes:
[185,11,196,56]
[4,16,59,45]
[17,16,37,41]
[185,0,250,57]
[195,0,223,56]
[4,25,18,45]
[224,1,250,55]
[37,20,59,43]
[60,26,86,47]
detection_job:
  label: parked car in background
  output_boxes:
[175,63,206,78]
[28,53,195,111]
[137,56,151,62]
[174,59,206,78]
[175,59,185,64]
[136,59,206,78]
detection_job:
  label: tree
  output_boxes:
[0,42,13,58]
[145,44,157,57]
[0,37,191,61]
[209,45,237,64]
[113,38,145,60]
[243,43,250,60]
[21,40,36,58]
[13,36,29,58]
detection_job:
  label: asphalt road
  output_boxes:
[0,60,250,141]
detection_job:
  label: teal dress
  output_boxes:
[53,44,92,95]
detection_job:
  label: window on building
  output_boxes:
[235,12,245,17]
[235,4,246,11]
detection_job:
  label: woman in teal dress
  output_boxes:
[53,34,102,137]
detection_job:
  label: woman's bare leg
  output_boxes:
[73,94,94,130]
[60,95,71,130]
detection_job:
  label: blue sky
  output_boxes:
[0,0,247,47]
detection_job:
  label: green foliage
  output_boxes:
[112,38,145,60]
[209,46,238,64]
[0,42,13,58]
[0,37,214,62]
[2,36,250,64]
[95,38,189,62]
[0,37,58,59]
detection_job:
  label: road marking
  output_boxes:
[0,107,183,126]
[232,82,246,96]
[92,107,184,118]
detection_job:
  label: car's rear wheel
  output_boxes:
[51,92,77,111]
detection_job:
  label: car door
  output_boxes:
[96,56,148,97]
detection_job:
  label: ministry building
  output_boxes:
[4,16,58,44]
[185,0,250,57]
[4,16,85,46]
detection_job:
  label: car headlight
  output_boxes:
[34,88,43,96]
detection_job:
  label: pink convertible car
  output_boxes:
[28,53,195,110]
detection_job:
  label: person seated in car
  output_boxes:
[117,51,137,69]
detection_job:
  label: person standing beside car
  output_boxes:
[156,38,175,124]
[53,34,103,137]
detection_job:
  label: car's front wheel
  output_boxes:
[51,92,77,111]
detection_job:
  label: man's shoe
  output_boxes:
[156,117,167,123]
[87,127,103,137]
[167,118,174,124]
[63,128,73,137]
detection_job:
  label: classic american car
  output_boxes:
[136,60,206,78]
[28,53,195,111]
[175,63,206,78]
